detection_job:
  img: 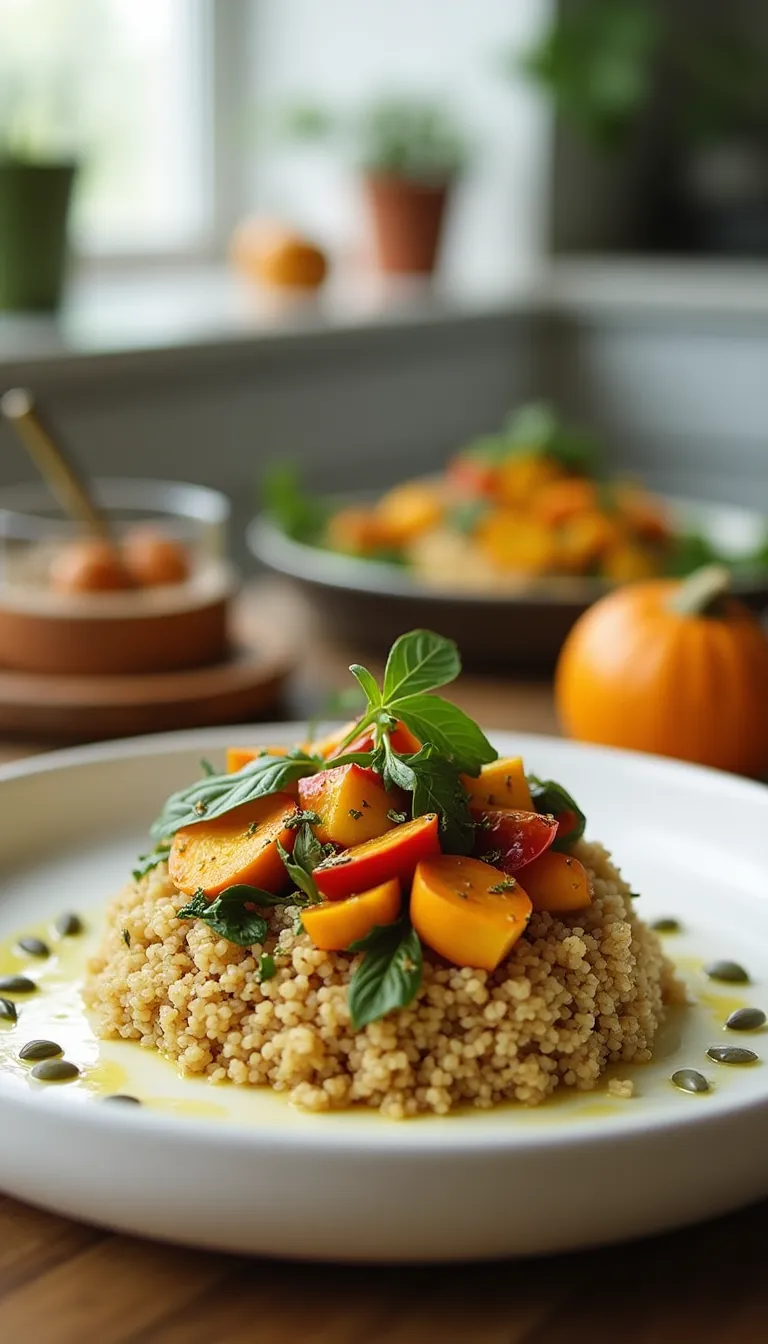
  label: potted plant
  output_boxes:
[0,74,78,311]
[674,30,768,256]
[283,96,468,276]
[510,0,661,252]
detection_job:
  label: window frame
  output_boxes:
[75,0,254,272]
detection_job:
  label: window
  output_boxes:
[0,0,214,255]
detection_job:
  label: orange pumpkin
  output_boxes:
[555,565,768,777]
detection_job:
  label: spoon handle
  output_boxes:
[0,387,108,537]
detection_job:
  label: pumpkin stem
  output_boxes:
[669,564,731,617]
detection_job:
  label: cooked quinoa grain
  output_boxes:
[85,841,684,1117]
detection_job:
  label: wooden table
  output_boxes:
[1,583,767,1343]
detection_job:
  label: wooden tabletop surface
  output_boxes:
[1,581,767,1344]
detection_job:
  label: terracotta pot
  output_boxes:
[363,174,450,275]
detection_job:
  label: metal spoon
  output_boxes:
[0,387,109,539]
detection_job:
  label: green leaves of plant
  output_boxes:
[176,887,270,947]
[349,629,496,777]
[527,776,586,849]
[150,752,318,839]
[349,664,382,707]
[277,822,331,902]
[504,402,601,476]
[382,629,460,702]
[407,750,476,855]
[393,696,495,775]
[347,920,423,1030]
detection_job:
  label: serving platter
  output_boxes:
[0,727,767,1262]
[249,495,768,670]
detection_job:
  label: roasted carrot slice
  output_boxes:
[410,854,532,971]
[516,850,591,913]
[314,813,440,901]
[298,763,401,847]
[168,793,297,897]
[302,879,401,952]
[461,757,533,811]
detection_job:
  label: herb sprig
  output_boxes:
[150,750,319,840]
[347,919,423,1030]
[342,629,496,776]
[176,882,313,947]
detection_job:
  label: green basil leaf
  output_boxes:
[349,663,382,709]
[151,754,315,839]
[374,736,415,792]
[132,845,171,882]
[347,920,422,1029]
[393,694,497,774]
[322,750,376,770]
[406,748,475,855]
[176,887,269,947]
[527,776,586,849]
[261,462,328,542]
[504,402,601,476]
[277,822,330,902]
[383,629,460,702]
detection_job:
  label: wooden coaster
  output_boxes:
[0,609,293,741]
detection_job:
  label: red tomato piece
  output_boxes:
[472,806,558,874]
[314,813,440,900]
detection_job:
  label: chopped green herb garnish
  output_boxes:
[132,845,171,882]
[285,810,322,829]
[387,809,408,824]
[488,877,517,894]
[348,808,363,820]
[258,953,277,983]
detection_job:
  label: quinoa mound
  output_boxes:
[85,841,684,1118]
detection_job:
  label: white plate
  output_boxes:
[0,727,767,1262]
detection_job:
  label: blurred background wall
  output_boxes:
[0,0,766,564]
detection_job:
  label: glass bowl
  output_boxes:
[0,478,237,676]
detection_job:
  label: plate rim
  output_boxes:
[1,724,768,1157]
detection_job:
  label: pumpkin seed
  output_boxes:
[652,918,681,934]
[671,1068,710,1094]
[705,960,749,984]
[707,1046,758,1065]
[55,912,83,937]
[104,1094,141,1105]
[30,1059,80,1083]
[0,975,37,994]
[17,936,49,959]
[19,1039,63,1062]
[0,997,18,1024]
[725,1007,766,1032]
